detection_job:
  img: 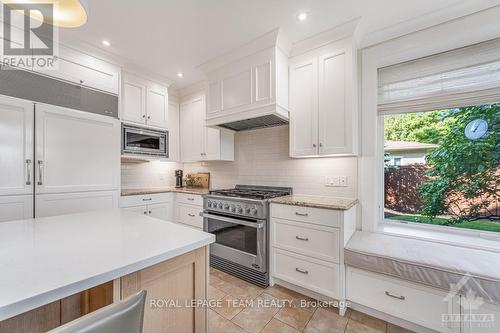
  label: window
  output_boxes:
[383,104,499,233]
[377,39,500,235]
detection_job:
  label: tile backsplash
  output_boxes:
[121,160,182,189]
[184,126,358,198]
[121,126,357,198]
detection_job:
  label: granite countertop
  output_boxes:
[0,210,214,321]
[121,187,210,196]
[270,195,358,210]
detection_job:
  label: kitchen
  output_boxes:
[1,1,500,333]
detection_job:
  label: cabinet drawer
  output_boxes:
[176,204,203,229]
[272,219,339,263]
[176,193,203,206]
[120,193,173,208]
[271,203,341,227]
[272,249,339,299]
[346,267,453,332]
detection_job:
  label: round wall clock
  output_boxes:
[465,119,488,140]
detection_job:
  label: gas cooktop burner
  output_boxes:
[210,185,292,200]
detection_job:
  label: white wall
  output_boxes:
[121,160,182,189]
[183,126,358,198]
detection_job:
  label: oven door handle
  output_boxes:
[201,213,265,229]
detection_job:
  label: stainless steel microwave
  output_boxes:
[122,124,168,157]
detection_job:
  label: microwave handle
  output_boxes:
[201,212,264,229]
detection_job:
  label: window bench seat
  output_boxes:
[345,231,500,305]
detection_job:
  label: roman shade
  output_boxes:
[378,38,500,113]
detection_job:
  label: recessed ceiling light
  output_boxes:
[102,40,111,47]
[177,72,184,78]
[296,12,308,21]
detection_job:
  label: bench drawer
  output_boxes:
[271,203,341,228]
[176,193,203,206]
[272,249,339,299]
[346,267,453,332]
[176,204,203,229]
[272,219,340,263]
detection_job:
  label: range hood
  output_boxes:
[198,29,291,131]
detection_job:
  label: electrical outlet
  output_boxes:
[325,176,347,187]
[325,176,340,187]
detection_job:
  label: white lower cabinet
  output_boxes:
[0,195,33,222]
[347,267,454,333]
[273,249,340,298]
[120,193,174,221]
[35,191,119,218]
[176,203,203,229]
[461,298,500,333]
[270,203,357,313]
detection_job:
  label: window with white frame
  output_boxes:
[378,39,500,233]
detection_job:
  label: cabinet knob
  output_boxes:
[312,144,317,148]
[147,116,151,119]
[319,143,323,147]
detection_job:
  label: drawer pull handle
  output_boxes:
[385,291,405,301]
[295,236,309,241]
[187,198,195,201]
[188,213,195,217]
[142,198,152,201]
[295,212,309,217]
[295,268,309,275]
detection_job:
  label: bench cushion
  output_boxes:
[345,231,500,305]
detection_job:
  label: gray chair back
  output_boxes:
[49,290,147,333]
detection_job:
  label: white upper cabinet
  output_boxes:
[121,72,169,129]
[289,37,358,157]
[289,58,318,157]
[34,44,120,95]
[146,83,169,128]
[180,94,234,162]
[199,29,291,129]
[0,96,34,196]
[122,74,147,124]
[35,103,120,194]
[167,100,180,161]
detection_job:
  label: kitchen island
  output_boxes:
[0,209,215,333]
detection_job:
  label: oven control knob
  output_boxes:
[250,208,258,216]
[230,205,236,212]
[224,204,230,210]
[206,201,211,208]
[245,207,251,214]
[217,203,223,209]
[237,206,243,214]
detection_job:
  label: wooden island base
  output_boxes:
[0,246,208,333]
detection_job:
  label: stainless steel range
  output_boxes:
[203,185,292,287]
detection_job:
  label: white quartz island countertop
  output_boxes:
[0,209,215,321]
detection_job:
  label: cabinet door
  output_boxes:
[180,96,204,162]
[122,75,147,125]
[148,202,173,221]
[289,58,318,157]
[167,101,180,161]
[35,104,120,194]
[34,44,120,95]
[35,191,118,218]
[122,205,148,215]
[0,96,34,195]
[146,84,168,129]
[318,51,352,155]
[0,195,33,222]
[204,127,220,160]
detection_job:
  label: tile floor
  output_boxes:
[208,268,415,333]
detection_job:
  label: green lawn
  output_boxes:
[386,214,500,232]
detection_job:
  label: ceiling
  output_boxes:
[59,0,500,90]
